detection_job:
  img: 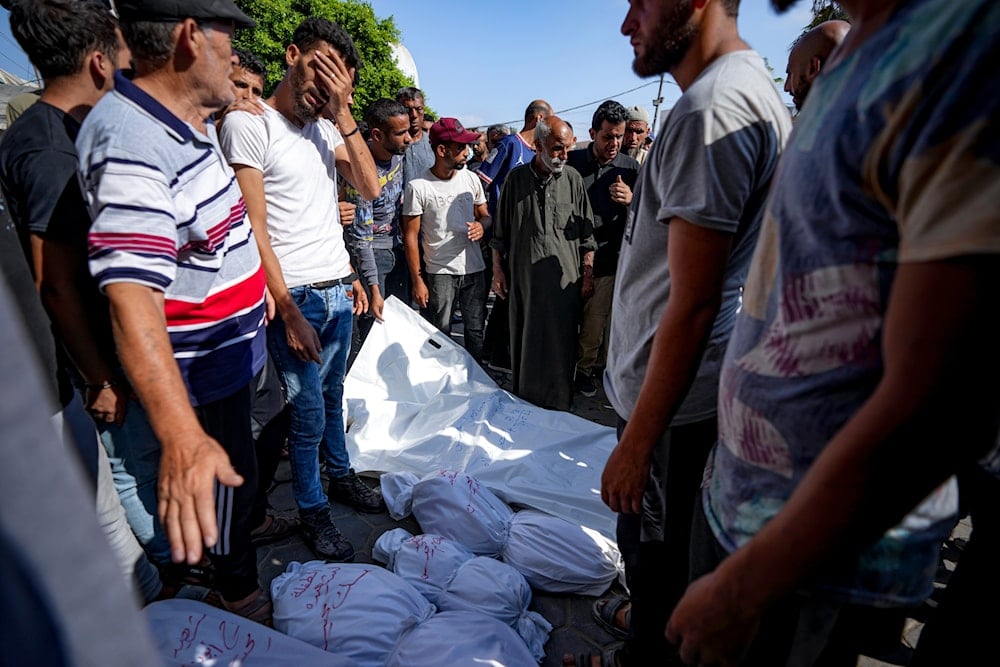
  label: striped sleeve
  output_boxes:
[86,156,179,292]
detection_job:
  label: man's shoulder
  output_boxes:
[562,164,586,185]
[78,90,159,157]
[567,147,590,169]
[685,50,782,113]
[406,168,434,185]
[81,88,134,132]
[493,134,523,157]
[0,102,75,166]
[612,152,640,171]
[502,161,533,185]
[222,105,270,132]
[406,135,432,153]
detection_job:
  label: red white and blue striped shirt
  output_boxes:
[78,72,266,406]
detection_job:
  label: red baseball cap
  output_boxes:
[429,118,480,146]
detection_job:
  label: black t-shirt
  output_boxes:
[0,186,68,409]
[566,148,640,278]
[0,102,117,402]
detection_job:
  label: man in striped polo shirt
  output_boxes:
[77,0,271,621]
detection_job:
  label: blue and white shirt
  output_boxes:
[78,72,266,406]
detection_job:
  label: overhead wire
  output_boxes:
[481,78,677,129]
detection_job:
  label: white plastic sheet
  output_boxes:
[271,561,434,666]
[144,598,354,666]
[373,527,552,660]
[344,296,618,541]
[386,610,539,667]
[381,470,622,596]
[371,527,476,605]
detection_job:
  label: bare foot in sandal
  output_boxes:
[592,593,631,640]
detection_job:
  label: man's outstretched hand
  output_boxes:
[158,432,244,564]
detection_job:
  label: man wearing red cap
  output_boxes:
[401,117,491,362]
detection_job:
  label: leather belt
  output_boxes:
[308,273,357,289]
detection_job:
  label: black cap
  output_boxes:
[115,0,255,28]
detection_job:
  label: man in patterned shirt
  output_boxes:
[342,98,412,348]
[667,0,999,664]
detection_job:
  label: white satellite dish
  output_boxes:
[389,42,419,88]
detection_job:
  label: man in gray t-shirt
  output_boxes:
[588,1,791,664]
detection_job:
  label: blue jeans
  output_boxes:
[267,283,353,512]
[97,397,172,564]
[423,270,487,361]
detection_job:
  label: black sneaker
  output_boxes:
[576,372,598,398]
[299,506,355,562]
[157,557,216,589]
[328,468,385,513]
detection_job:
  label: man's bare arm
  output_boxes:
[401,214,428,308]
[474,201,491,230]
[311,49,380,201]
[105,282,244,565]
[31,235,126,423]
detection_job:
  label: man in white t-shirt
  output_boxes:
[401,117,491,362]
[220,17,384,563]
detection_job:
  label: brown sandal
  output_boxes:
[221,588,273,626]
[250,513,301,546]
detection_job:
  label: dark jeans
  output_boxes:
[616,416,717,665]
[422,270,487,361]
[249,354,289,530]
[197,382,260,602]
[911,465,1000,666]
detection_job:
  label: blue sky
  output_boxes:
[0,1,814,132]
[368,0,814,133]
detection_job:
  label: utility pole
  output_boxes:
[650,73,665,133]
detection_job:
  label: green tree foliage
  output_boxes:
[233,0,418,120]
[808,1,850,28]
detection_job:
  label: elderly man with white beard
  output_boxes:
[490,115,596,412]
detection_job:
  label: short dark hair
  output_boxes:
[120,20,176,67]
[9,0,120,80]
[591,100,629,131]
[396,86,424,103]
[364,98,407,132]
[292,17,360,71]
[232,47,265,78]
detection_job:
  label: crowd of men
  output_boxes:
[0,0,995,664]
